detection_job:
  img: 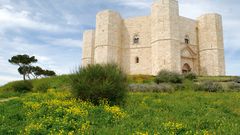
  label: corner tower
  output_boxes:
[197,14,225,76]
[151,0,181,75]
[94,10,122,64]
[82,30,95,66]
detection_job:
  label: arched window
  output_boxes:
[182,63,191,73]
[185,35,190,44]
[135,57,139,63]
[133,34,139,44]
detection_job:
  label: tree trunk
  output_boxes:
[27,74,31,80]
[23,74,26,80]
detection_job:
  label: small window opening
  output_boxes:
[185,35,190,44]
[135,57,139,63]
[133,34,139,44]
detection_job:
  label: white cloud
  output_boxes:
[179,3,210,19]
[0,5,78,33]
[34,55,50,62]
[0,75,21,86]
[44,38,82,48]
[115,0,150,9]
[0,7,55,31]
[63,13,81,26]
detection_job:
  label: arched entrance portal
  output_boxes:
[182,63,191,73]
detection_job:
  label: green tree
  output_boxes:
[9,54,37,80]
[42,70,56,77]
[31,66,56,78]
[9,54,56,80]
[31,66,44,79]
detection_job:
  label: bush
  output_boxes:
[33,80,51,92]
[228,83,240,91]
[12,81,33,92]
[234,77,240,83]
[129,83,174,93]
[183,72,197,80]
[172,83,185,91]
[70,64,128,105]
[194,81,224,92]
[155,70,183,84]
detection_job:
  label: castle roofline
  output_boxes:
[197,13,222,19]
[152,0,178,6]
[124,15,149,21]
[96,9,121,16]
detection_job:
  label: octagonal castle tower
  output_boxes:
[197,14,225,76]
[151,0,181,75]
[82,0,225,76]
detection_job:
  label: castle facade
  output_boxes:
[82,0,225,76]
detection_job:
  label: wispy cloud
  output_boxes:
[113,0,150,9]
[43,37,83,48]
[0,5,78,33]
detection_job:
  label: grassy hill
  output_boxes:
[0,75,240,134]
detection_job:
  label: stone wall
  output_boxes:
[94,10,122,64]
[151,0,181,75]
[179,16,198,45]
[81,0,225,76]
[178,16,199,74]
[82,30,95,66]
[197,13,225,76]
[121,16,151,75]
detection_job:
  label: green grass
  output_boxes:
[0,75,240,134]
[0,90,240,134]
[0,75,72,93]
[198,76,236,82]
[128,75,155,84]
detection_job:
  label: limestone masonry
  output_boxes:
[82,0,225,76]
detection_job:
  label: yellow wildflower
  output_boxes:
[202,130,216,135]
[23,123,43,134]
[104,105,126,119]
[68,131,75,135]
[78,121,90,134]
[66,106,88,117]
[133,131,149,135]
[163,121,185,134]
[24,101,41,110]
[58,129,65,135]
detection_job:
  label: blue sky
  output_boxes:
[0,0,239,85]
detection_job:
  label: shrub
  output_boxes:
[12,81,33,92]
[129,83,174,93]
[183,72,197,80]
[234,76,240,83]
[155,70,183,84]
[33,80,51,92]
[194,81,224,92]
[70,64,128,105]
[172,83,185,91]
[228,83,240,91]
[197,76,234,83]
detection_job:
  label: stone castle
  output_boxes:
[82,0,225,76]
